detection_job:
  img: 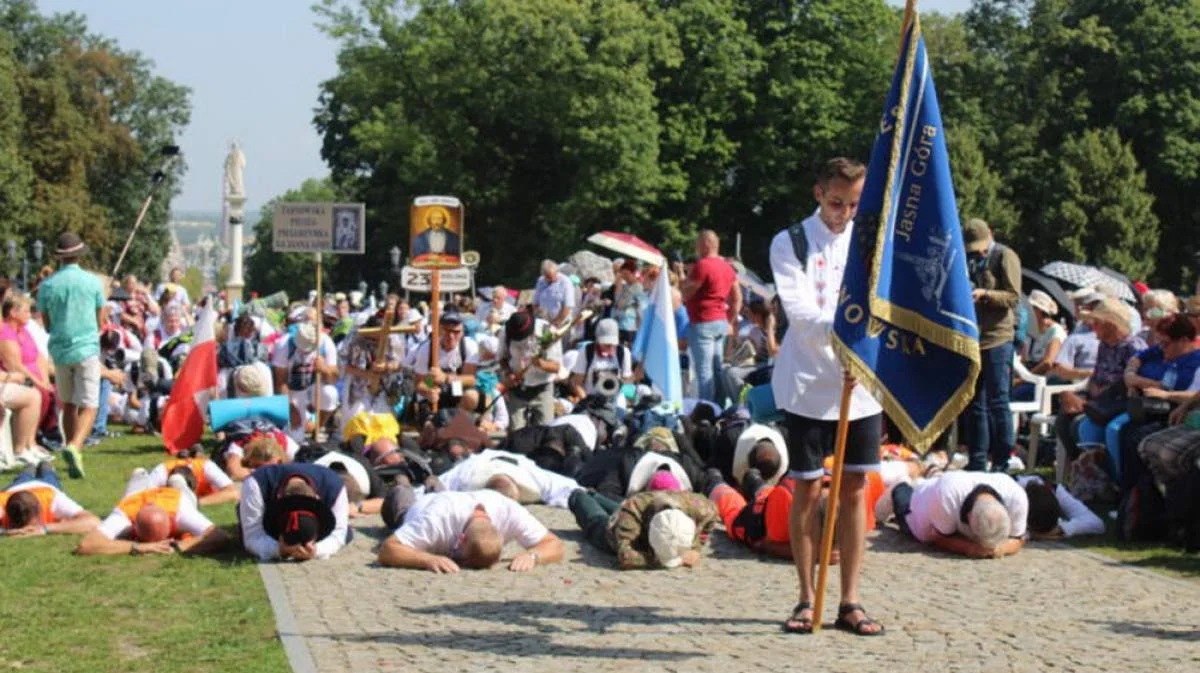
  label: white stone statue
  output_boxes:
[223,141,246,200]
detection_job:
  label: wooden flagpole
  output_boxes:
[429,268,442,412]
[811,379,854,633]
[811,0,918,634]
[313,252,323,443]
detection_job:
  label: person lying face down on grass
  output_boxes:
[377,489,563,574]
[1,461,100,538]
[75,468,229,556]
[145,450,239,506]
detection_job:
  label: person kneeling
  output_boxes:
[76,469,229,556]
[377,490,563,573]
[890,471,1027,559]
[568,488,718,570]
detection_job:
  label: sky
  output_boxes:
[38,0,972,216]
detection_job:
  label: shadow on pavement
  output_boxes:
[314,629,702,661]
[1085,619,1200,641]
[405,600,779,633]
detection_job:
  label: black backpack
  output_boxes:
[787,221,809,273]
[1117,473,1168,542]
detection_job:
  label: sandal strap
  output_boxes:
[838,602,864,616]
[790,601,813,618]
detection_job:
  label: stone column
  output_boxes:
[225,193,247,303]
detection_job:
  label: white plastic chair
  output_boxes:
[0,408,14,468]
[1011,355,1087,470]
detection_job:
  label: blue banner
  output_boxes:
[832,15,980,450]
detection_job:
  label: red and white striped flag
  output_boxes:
[160,308,219,455]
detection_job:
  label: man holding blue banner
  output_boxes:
[790,5,981,635]
[771,158,885,636]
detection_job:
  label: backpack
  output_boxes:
[787,221,809,273]
[425,337,469,373]
[1116,473,1168,542]
[630,405,682,436]
[1164,459,1200,552]
[218,337,260,369]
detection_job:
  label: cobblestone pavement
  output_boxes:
[270,505,1200,673]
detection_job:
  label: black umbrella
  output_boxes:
[1021,268,1075,331]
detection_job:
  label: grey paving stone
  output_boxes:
[268,505,1200,673]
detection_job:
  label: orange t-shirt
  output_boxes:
[0,486,58,528]
[116,488,182,540]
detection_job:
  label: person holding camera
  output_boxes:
[570,319,633,410]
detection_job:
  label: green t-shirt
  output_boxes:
[35,263,105,365]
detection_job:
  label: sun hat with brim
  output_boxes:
[648,507,695,569]
[1027,289,1058,317]
[1080,297,1132,335]
[271,494,335,545]
[55,232,87,257]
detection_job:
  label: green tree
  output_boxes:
[945,123,1021,245]
[1038,127,1159,279]
[316,0,682,286]
[246,178,343,299]
[180,266,205,304]
[0,0,189,280]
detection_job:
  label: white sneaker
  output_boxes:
[1006,455,1026,473]
[167,473,198,508]
[949,452,969,470]
[15,451,41,467]
[29,446,54,462]
[0,455,19,471]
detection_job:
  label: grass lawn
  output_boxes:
[1063,510,1200,579]
[0,429,289,673]
[1021,466,1200,578]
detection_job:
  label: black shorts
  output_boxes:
[783,412,882,480]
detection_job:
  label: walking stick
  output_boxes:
[811,376,854,632]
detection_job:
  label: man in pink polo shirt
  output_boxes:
[683,230,740,404]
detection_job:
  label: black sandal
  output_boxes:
[834,603,885,636]
[782,601,814,634]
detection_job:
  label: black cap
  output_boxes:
[272,495,335,545]
[439,311,463,326]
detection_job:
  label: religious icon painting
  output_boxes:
[409,195,464,269]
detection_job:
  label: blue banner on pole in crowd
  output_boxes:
[832,14,980,450]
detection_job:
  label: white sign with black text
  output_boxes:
[400,265,471,293]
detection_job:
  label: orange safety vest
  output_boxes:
[160,457,214,496]
[0,485,58,528]
[116,488,182,540]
